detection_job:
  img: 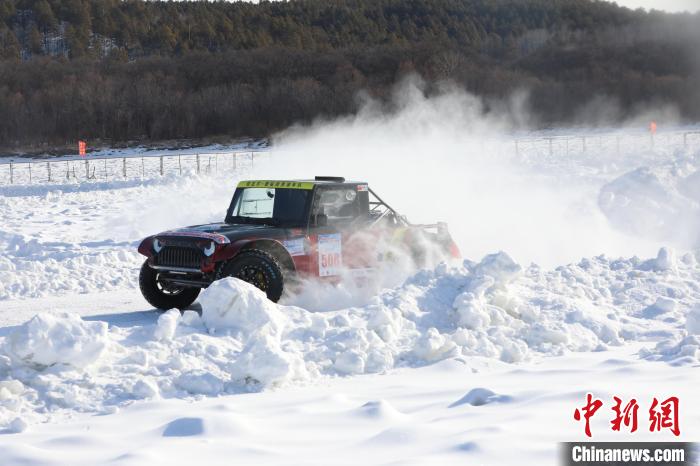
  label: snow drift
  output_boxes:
[1,248,698,430]
[599,150,700,249]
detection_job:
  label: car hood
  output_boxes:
[154,223,285,244]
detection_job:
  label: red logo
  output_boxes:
[574,394,680,438]
[649,397,680,437]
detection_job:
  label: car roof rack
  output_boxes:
[314,176,345,182]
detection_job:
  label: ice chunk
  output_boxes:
[641,297,677,319]
[472,251,522,284]
[654,247,677,271]
[0,380,24,396]
[335,350,366,375]
[412,328,457,362]
[454,292,491,329]
[687,305,700,335]
[199,278,285,336]
[640,247,677,272]
[154,309,180,341]
[7,417,28,433]
[132,378,160,399]
[175,371,225,396]
[181,310,204,327]
[230,335,306,387]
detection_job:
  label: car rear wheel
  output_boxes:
[219,249,285,302]
[139,261,200,310]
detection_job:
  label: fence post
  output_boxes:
[141,157,145,178]
[196,154,200,174]
[582,136,587,154]
[85,160,89,180]
[47,162,51,182]
[28,163,32,184]
[9,162,13,184]
[178,155,182,175]
[251,152,254,168]
[123,158,127,178]
[104,159,107,178]
[232,153,236,170]
[66,161,69,179]
[160,156,164,176]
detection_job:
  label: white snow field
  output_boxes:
[1,103,700,463]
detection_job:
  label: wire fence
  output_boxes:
[0,151,267,186]
[1,129,699,186]
[512,129,700,159]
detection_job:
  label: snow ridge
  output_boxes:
[1,248,698,429]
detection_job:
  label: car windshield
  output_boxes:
[226,187,310,226]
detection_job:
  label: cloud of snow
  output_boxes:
[254,76,671,267]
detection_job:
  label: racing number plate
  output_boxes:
[318,233,342,277]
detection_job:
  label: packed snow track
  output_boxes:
[1,130,699,465]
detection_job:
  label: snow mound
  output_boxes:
[200,278,286,336]
[2,312,108,369]
[449,388,512,407]
[640,335,700,366]
[639,247,678,272]
[356,400,408,420]
[471,251,522,285]
[162,417,205,437]
[1,248,699,429]
[640,304,700,366]
[598,154,700,248]
[0,230,142,301]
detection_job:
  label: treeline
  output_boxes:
[0,0,647,59]
[0,0,699,148]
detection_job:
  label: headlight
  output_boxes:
[153,238,163,253]
[203,241,216,257]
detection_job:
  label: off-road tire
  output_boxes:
[219,249,285,302]
[139,261,200,310]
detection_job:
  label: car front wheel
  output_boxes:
[139,261,200,310]
[219,249,285,302]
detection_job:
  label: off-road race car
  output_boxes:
[137,177,460,310]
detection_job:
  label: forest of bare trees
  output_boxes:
[1,0,699,149]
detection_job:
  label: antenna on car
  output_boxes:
[314,176,345,182]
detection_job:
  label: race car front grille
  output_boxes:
[155,246,203,269]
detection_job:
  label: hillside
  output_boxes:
[1,0,699,148]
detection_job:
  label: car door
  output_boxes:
[308,185,368,278]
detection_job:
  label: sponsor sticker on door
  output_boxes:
[318,234,342,276]
[282,238,305,256]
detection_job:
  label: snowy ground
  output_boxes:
[1,121,699,465]
[1,345,697,466]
